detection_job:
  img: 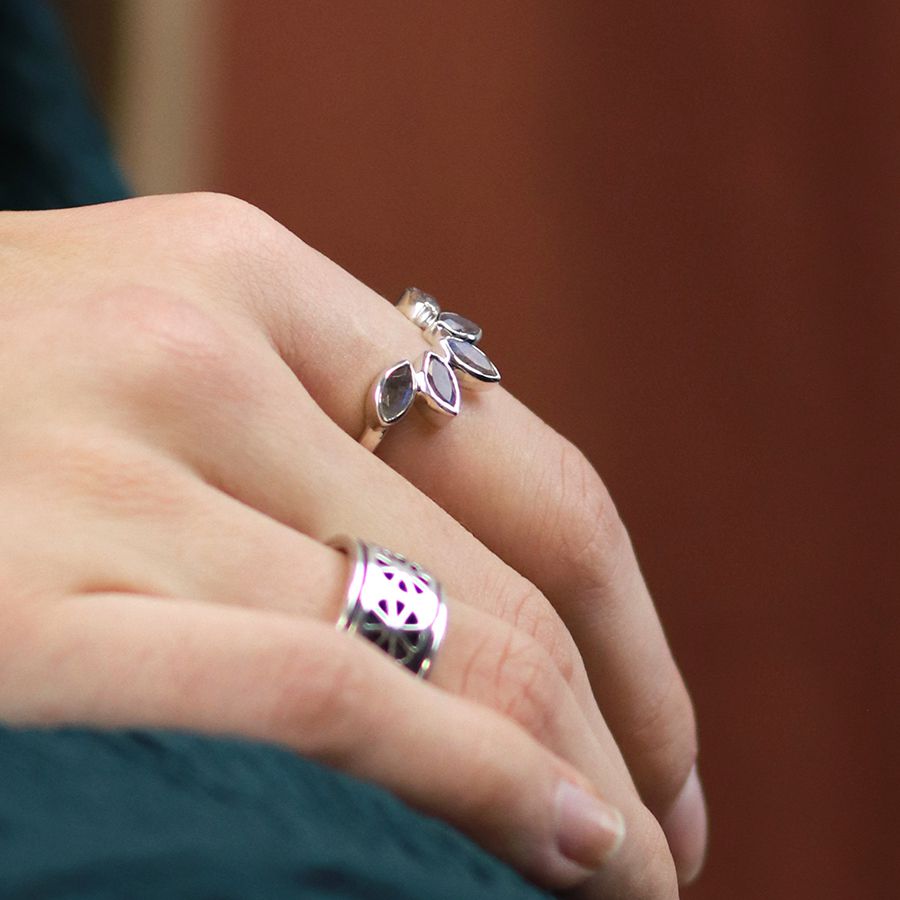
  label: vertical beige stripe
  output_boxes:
[113,0,221,195]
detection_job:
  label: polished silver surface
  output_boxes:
[330,536,448,678]
[433,311,482,343]
[396,287,441,330]
[358,287,501,449]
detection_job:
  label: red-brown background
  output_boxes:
[205,2,897,898]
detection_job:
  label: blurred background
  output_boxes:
[56,1,898,898]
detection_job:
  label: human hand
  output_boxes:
[0,195,703,898]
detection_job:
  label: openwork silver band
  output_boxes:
[359,287,501,450]
[330,536,448,679]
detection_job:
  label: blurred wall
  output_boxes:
[72,1,900,897]
[211,3,898,897]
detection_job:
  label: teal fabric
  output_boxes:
[0,0,128,209]
[0,727,551,899]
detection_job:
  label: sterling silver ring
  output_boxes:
[330,536,448,679]
[359,287,501,450]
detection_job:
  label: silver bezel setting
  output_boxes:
[430,311,483,343]
[396,287,441,331]
[358,288,500,449]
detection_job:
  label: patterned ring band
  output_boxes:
[330,536,448,679]
[358,287,501,451]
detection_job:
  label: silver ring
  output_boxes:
[330,536,448,679]
[359,287,501,451]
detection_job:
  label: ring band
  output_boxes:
[330,536,448,679]
[359,288,500,450]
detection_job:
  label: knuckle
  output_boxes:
[120,192,275,261]
[86,287,250,398]
[494,575,580,689]
[169,191,293,273]
[464,623,568,744]
[134,193,325,355]
[169,191,275,246]
[178,191,256,218]
[160,193,313,335]
[530,431,632,614]
[553,435,628,573]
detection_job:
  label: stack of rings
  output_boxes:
[358,287,501,450]
[330,536,448,679]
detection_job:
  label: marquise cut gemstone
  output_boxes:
[378,362,415,423]
[426,356,457,407]
[438,312,482,342]
[447,338,500,381]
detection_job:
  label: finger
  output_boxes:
[2,593,625,893]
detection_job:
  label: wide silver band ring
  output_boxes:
[359,287,501,451]
[330,536,448,679]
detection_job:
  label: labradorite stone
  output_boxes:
[447,339,499,380]
[427,356,456,405]
[379,363,415,422]
[438,312,481,341]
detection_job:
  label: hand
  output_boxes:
[0,195,703,897]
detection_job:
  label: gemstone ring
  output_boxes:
[358,287,500,451]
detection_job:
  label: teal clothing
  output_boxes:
[0,727,547,899]
[0,4,549,897]
[0,0,127,209]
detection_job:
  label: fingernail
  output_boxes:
[662,764,708,885]
[555,780,626,870]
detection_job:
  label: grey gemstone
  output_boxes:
[438,312,482,342]
[427,355,457,406]
[378,362,415,423]
[447,338,500,381]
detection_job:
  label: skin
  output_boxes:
[0,194,706,898]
